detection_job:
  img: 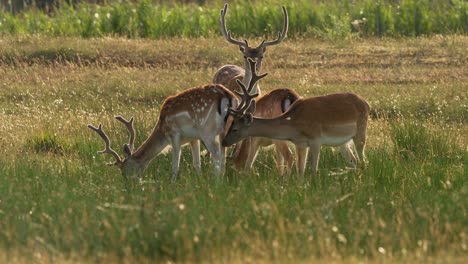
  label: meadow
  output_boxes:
[0,34,467,262]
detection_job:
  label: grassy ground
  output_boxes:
[0,35,467,263]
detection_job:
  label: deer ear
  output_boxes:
[123,144,132,159]
[282,98,292,113]
[239,46,245,53]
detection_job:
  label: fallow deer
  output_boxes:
[232,86,363,175]
[212,3,289,96]
[222,59,370,176]
[231,88,299,175]
[88,85,237,180]
[213,3,290,167]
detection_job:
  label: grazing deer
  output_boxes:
[230,88,300,175]
[88,85,237,180]
[222,59,370,176]
[212,3,288,96]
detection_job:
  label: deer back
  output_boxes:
[254,88,300,118]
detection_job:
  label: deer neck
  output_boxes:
[245,117,296,141]
[243,59,261,95]
[131,122,169,167]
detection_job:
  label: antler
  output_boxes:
[115,115,135,152]
[230,79,258,115]
[261,6,289,47]
[221,4,288,49]
[220,3,247,47]
[230,58,268,115]
[87,123,122,164]
[245,57,269,94]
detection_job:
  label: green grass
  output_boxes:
[0,0,467,39]
[0,35,467,262]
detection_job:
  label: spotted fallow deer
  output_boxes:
[88,85,237,180]
[222,58,370,176]
[212,3,288,96]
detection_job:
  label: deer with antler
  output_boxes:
[213,3,295,173]
[213,3,288,96]
[222,58,370,176]
[88,85,237,180]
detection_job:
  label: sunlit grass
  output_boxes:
[0,36,467,262]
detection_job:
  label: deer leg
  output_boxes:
[354,117,368,165]
[339,141,357,168]
[274,143,285,175]
[230,141,243,159]
[190,140,201,173]
[295,146,309,178]
[171,134,182,182]
[230,139,250,170]
[309,143,321,176]
[202,137,223,177]
[218,135,227,176]
[275,141,293,176]
[245,138,260,171]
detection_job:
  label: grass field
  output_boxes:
[0,35,467,263]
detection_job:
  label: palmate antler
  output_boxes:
[230,58,268,115]
[88,115,136,164]
[220,4,289,48]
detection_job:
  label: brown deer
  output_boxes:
[222,59,370,176]
[88,85,237,180]
[231,86,363,175]
[212,3,288,96]
[230,88,300,175]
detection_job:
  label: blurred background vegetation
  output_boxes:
[0,0,467,38]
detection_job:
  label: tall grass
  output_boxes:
[0,36,466,261]
[0,0,467,39]
[0,119,465,262]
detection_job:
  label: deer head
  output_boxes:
[88,116,144,179]
[220,3,288,72]
[223,58,268,146]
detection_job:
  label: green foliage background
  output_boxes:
[0,0,467,38]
